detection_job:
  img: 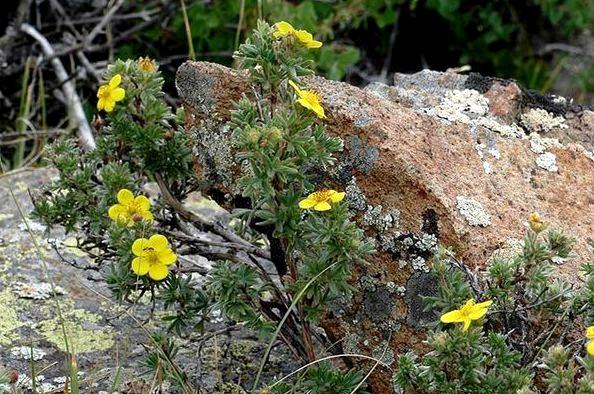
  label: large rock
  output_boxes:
[176,61,594,391]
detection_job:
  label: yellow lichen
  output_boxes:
[38,303,114,353]
[0,289,23,345]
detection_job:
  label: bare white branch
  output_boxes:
[20,23,96,151]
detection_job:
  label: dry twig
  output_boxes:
[20,23,96,151]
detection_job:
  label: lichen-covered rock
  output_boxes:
[0,168,297,393]
[176,61,594,391]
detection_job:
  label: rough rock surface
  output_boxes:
[177,61,594,392]
[0,168,296,393]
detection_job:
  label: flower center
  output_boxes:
[312,190,332,203]
[459,301,476,317]
[126,202,144,219]
[302,90,320,103]
[99,88,112,100]
[142,247,159,264]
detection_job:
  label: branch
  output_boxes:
[85,0,126,45]
[155,173,271,260]
[20,23,96,151]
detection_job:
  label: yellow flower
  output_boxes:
[440,299,493,331]
[273,21,295,38]
[108,189,153,226]
[586,326,594,356]
[288,80,325,119]
[273,21,322,49]
[131,234,177,281]
[97,74,125,112]
[298,189,345,211]
[528,212,548,233]
[293,29,323,48]
[138,57,157,73]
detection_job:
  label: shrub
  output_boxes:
[33,20,371,391]
[394,218,594,393]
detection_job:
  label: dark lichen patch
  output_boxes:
[520,88,570,116]
[363,287,394,325]
[405,271,438,328]
[391,232,438,261]
[175,62,216,111]
[464,73,510,94]
[421,209,439,238]
[340,135,379,175]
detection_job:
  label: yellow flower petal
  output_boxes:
[110,87,125,102]
[148,264,169,281]
[305,40,323,49]
[143,211,154,222]
[313,201,332,211]
[468,306,489,320]
[587,326,594,339]
[134,195,151,211]
[108,204,126,221]
[273,21,295,38]
[462,319,472,331]
[97,98,106,111]
[288,80,302,94]
[440,310,463,323]
[131,257,150,276]
[462,298,475,309]
[329,191,345,203]
[117,189,134,204]
[475,300,493,309]
[157,249,177,265]
[132,238,149,256]
[297,98,325,119]
[587,340,594,356]
[294,30,322,48]
[104,100,116,113]
[148,234,168,251]
[109,74,122,88]
[299,197,317,209]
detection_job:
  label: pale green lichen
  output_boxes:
[425,89,524,138]
[535,152,558,172]
[372,341,395,365]
[0,289,23,345]
[521,108,568,133]
[38,303,114,353]
[456,196,491,227]
[487,238,524,265]
[0,213,14,222]
[529,134,562,154]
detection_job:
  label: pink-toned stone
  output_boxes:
[484,81,522,121]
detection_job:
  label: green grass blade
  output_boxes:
[179,0,195,60]
[251,261,338,392]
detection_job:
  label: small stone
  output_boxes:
[484,81,522,121]
[483,161,492,174]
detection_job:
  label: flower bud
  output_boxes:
[163,130,174,140]
[266,126,282,142]
[8,370,18,384]
[246,127,260,144]
[528,212,548,233]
